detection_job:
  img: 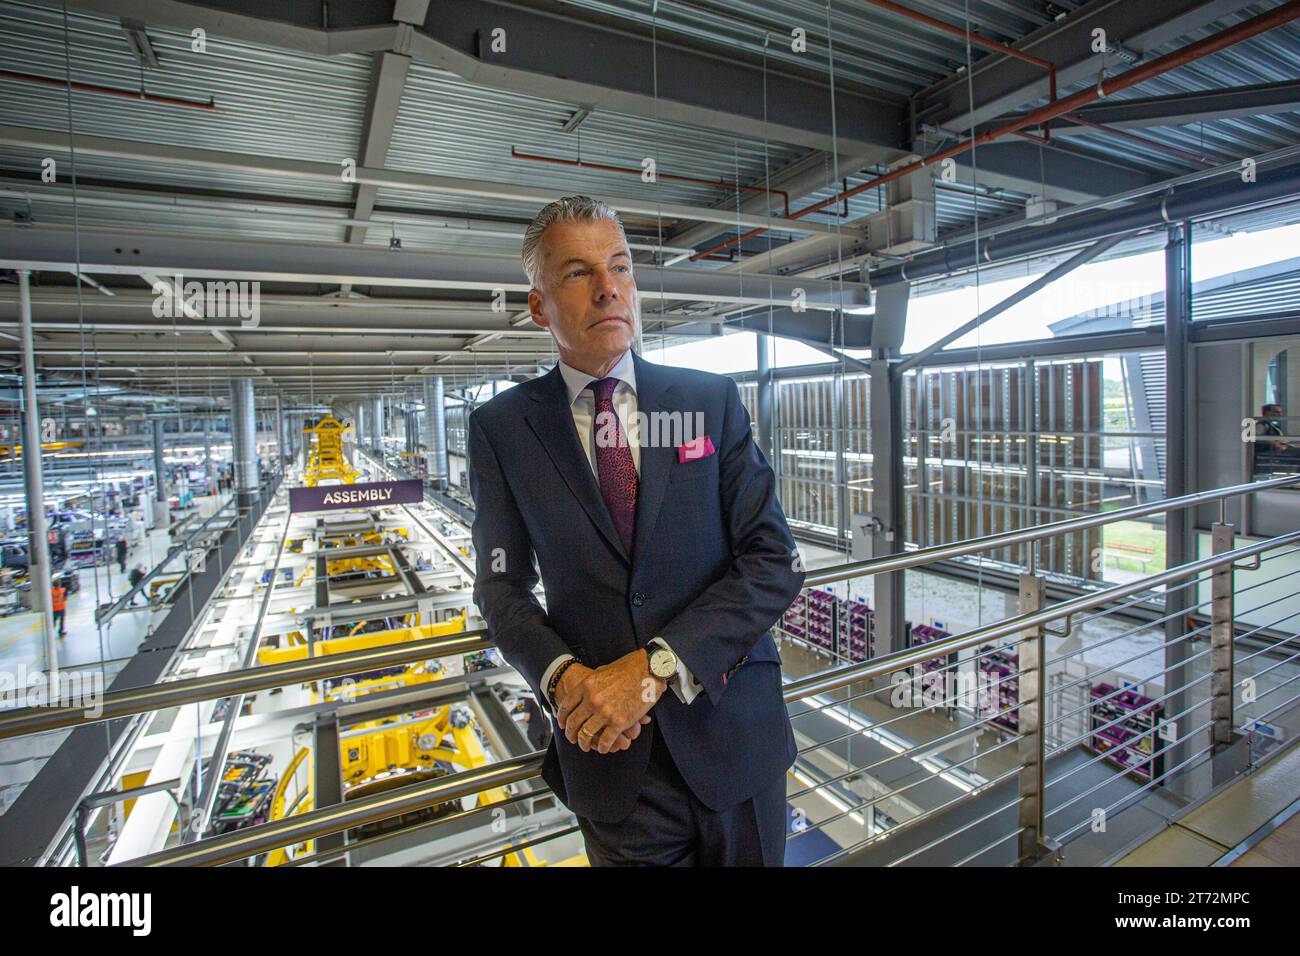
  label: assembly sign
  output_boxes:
[289,478,424,514]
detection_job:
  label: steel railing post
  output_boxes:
[1210,520,1246,785]
[1016,571,1060,864]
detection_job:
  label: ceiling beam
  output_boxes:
[917,0,1260,134]
[667,148,891,252]
[66,0,908,155]
[949,139,1158,203]
[0,223,870,308]
[1030,78,1300,132]
[346,51,413,248]
[0,124,848,238]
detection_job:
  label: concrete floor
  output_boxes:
[1116,737,1300,866]
[0,492,231,679]
[0,493,235,816]
[1231,800,1300,866]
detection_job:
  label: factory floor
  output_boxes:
[1116,737,1300,866]
[0,492,232,679]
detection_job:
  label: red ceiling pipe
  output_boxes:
[0,69,215,109]
[511,147,791,216]
[691,0,1300,262]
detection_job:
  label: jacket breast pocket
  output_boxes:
[669,455,719,483]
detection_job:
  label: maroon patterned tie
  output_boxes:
[590,376,637,555]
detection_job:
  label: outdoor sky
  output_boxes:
[643,220,1300,373]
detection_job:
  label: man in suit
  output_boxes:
[468,195,805,866]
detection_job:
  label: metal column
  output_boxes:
[869,353,907,655]
[275,394,287,475]
[202,414,214,488]
[403,407,416,471]
[832,372,848,543]
[756,333,773,463]
[229,377,259,506]
[17,271,56,673]
[1016,572,1059,864]
[1209,520,1247,785]
[1163,221,1194,797]
[151,419,166,504]
[424,375,448,490]
[151,418,170,528]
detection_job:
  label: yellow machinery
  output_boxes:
[320,529,410,578]
[501,845,589,867]
[0,440,84,463]
[263,683,510,866]
[265,748,313,866]
[257,613,566,865]
[321,527,408,550]
[339,704,504,796]
[302,413,360,486]
[259,612,467,703]
[257,613,465,667]
[326,549,393,578]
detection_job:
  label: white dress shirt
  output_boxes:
[538,348,703,710]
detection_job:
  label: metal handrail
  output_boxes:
[94,494,240,625]
[127,754,546,867]
[0,631,494,739]
[804,473,1300,586]
[118,529,1300,866]
[2,474,1295,740]
[94,470,283,626]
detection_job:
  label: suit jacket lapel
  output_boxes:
[629,350,675,570]
[523,352,680,569]
[525,364,629,562]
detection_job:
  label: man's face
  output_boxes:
[528,218,639,372]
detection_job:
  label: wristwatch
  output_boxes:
[646,639,678,683]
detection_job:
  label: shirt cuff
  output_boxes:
[539,653,575,713]
[651,638,703,705]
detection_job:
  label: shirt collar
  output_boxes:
[557,348,637,407]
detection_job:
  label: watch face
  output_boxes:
[651,648,675,678]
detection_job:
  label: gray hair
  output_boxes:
[521,195,627,289]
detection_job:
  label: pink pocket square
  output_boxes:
[677,435,716,462]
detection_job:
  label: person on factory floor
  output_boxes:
[50,583,67,639]
[128,564,146,606]
[468,196,805,866]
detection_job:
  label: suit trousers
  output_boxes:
[575,726,787,866]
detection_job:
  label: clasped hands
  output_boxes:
[554,648,666,755]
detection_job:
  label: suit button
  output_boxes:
[631,592,645,606]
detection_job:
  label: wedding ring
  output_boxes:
[579,723,599,738]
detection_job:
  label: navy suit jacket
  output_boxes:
[468,349,803,822]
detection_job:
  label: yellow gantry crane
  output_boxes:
[302,413,360,486]
[0,440,84,463]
